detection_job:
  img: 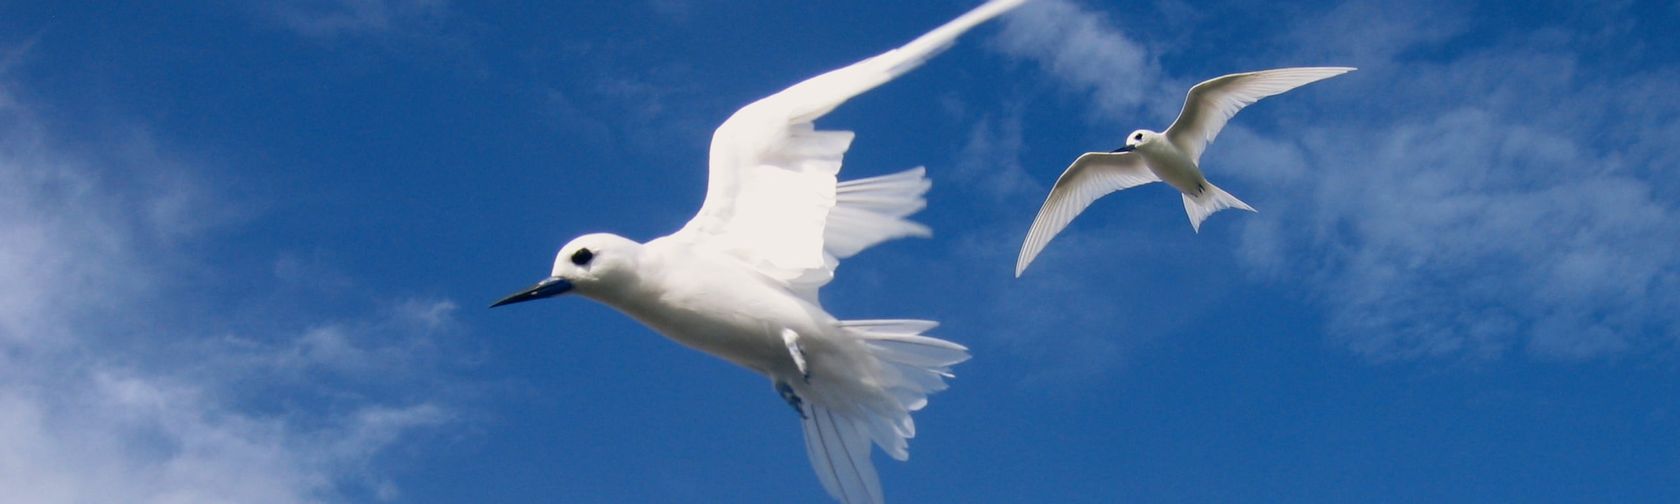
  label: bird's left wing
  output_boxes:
[1016,151,1157,276]
[669,0,1026,290]
[1164,67,1354,163]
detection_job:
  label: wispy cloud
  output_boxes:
[989,0,1680,362]
[952,107,1039,203]
[991,0,1162,119]
[267,0,448,40]
[0,56,468,502]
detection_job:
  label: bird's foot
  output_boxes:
[775,380,806,419]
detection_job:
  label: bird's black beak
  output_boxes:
[490,277,574,308]
[1111,145,1136,153]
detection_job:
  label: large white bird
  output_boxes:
[491,1,1024,503]
[1015,67,1354,276]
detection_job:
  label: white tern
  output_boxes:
[492,1,1026,503]
[1016,67,1355,276]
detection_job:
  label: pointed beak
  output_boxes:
[1111,145,1136,153]
[490,276,574,308]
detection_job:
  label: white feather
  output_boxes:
[671,0,1026,291]
[1165,67,1355,162]
[1016,151,1158,276]
[506,3,1025,504]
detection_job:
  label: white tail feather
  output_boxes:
[802,404,884,504]
[835,319,967,461]
[1181,181,1256,232]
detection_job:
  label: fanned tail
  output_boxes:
[1181,180,1256,232]
[799,319,966,504]
[840,319,967,460]
[802,404,885,504]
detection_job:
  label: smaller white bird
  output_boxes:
[1015,67,1354,277]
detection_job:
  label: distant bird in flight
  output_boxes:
[1015,67,1354,277]
[491,1,1025,503]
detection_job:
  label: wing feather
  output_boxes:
[1015,151,1157,276]
[1164,67,1354,163]
[669,0,1025,286]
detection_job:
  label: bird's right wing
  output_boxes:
[1016,151,1158,276]
[1164,67,1354,163]
[667,0,1025,294]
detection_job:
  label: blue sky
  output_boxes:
[1,0,1676,502]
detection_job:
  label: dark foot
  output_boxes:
[775,380,806,419]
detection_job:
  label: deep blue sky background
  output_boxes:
[1,1,1677,502]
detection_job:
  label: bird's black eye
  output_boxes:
[1133,133,1143,141]
[570,248,594,266]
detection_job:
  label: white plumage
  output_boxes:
[492,2,1025,503]
[1015,66,1355,276]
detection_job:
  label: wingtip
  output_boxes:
[960,0,1030,24]
[1014,246,1036,278]
[984,0,1030,10]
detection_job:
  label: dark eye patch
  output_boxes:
[570,248,594,266]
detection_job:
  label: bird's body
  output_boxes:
[587,239,813,375]
[592,240,913,426]
[1130,134,1202,196]
[1016,66,1355,276]
[493,2,1025,503]
[588,237,853,383]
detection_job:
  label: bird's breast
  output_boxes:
[592,262,819,378]
[1144,147,1206,195]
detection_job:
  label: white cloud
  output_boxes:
[991,0,1163,118]
[1236,5,1680,361]
[0,64,464,502]
[645,0,691,22]
[1283,0,1469,64]
[1259,108,1680,361]
[952,108,1040,203]
[268,0,448,40]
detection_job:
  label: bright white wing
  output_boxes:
[1016,151,1157,276]
[1163,67,1354,163]
[670,0,1025,288]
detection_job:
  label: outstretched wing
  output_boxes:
[1164,67,1354,163]
[1016,151,1158,276]
[668,0,1026,292]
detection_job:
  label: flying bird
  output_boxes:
[1015,67,1354,276]
[491,1,1025,503]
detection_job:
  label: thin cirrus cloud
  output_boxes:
[990,0,1161,118]
[0,65,465,502]
[266,0,448,40]
[988,0,1680,362]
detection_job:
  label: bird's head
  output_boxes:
[1113,129,1159,153]
[490,232,643,308]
